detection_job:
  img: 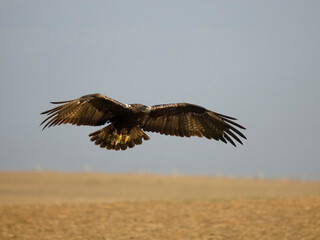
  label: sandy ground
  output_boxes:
[1,172,320,239]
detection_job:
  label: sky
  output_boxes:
[1,0,319,180]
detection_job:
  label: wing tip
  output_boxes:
[50,100,70,104]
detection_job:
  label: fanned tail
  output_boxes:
[89,124,150,151]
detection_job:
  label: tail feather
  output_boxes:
[89,124,150,151]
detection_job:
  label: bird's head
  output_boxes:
[129,104,151,114]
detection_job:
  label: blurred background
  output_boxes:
[1,0,319,180]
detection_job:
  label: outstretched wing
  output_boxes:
[141,103,246,146]
[41,93,129,130]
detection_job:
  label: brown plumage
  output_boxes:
[41,93,246,150]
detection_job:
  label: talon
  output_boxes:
[118,134,122,142]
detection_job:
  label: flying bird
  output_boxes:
[41,93,246,151]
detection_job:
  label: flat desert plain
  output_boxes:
[0,172,320,240]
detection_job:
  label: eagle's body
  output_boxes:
[110,104,150,128]
[41,93,246,150]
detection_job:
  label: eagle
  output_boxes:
[41,93,246,151]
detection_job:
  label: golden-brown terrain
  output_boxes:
[1,172,320,239]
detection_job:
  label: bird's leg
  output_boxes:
[121,129,129,143]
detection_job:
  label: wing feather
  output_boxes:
[192,114,203,137]
[141,103,246,146]
[184,114,191,137]
[168,116,176,136]
[164,116,172,135]
[41,93,129,130]
[199,114,214,139]
[178,113,184,137]
[223,132,236,147]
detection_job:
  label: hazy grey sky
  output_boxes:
[1,0,319,179]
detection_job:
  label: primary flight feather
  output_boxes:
[41,93,246,150]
